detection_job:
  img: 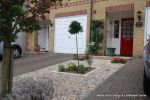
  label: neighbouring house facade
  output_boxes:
[26,0,150,57]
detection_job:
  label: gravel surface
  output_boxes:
[3,74,54,100]
[50,59,124,100]
[5,59,125,100]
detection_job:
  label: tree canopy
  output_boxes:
[68,21,83,34]
[0,0,63,42]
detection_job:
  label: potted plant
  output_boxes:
[34,44,40,53]
[106,47,116,56]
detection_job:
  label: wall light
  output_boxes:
[137,10,142,21]
[49,20,53,27]
[136,10,143,28]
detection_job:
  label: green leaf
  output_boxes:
[10,5,24,16]
[68,21,83,34]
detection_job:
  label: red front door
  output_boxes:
[120,18,134,56]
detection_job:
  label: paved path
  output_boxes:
[0,53,72,77]
[83,58,150,100]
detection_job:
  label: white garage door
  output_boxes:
[145,7,150,45]
[54,15,87,54]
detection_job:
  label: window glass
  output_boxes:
[121,19,133,39]
[114,20,119,38]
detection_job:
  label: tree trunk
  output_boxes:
[0,41,14,97]
[76,34,79,67]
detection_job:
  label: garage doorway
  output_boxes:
[54,15,87,54]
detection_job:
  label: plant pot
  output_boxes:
[35,48,40,52]
[106,48,116,56]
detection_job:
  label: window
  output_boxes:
[114,20,119,38]
[121,19,133,39]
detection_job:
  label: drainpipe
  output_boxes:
[89,0,93,42]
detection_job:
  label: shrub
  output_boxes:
[88,19,104,55]
[58,63,91,74]
[111,57,120,63]
[77,65,87,74]
[119,58,127,64]
[85,54,92,67]
[111,57,127,64]
[58,65,65,72]
[68,63,78,71]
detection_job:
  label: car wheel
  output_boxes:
[143,69,150,96]
[13,47,21,58]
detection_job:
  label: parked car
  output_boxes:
[0,42,22,58]
[143,39,150,96]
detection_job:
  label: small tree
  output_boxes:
[68,21,83,67]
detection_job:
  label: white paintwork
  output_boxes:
[15,32,26,52]
[107,10,134,55]
[144,7,150,46]
[107,19,121,55]
[38,26,49,51]
[54,15,87,54]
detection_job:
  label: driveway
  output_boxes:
[83,58,150,100]
[0,53,72,78]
